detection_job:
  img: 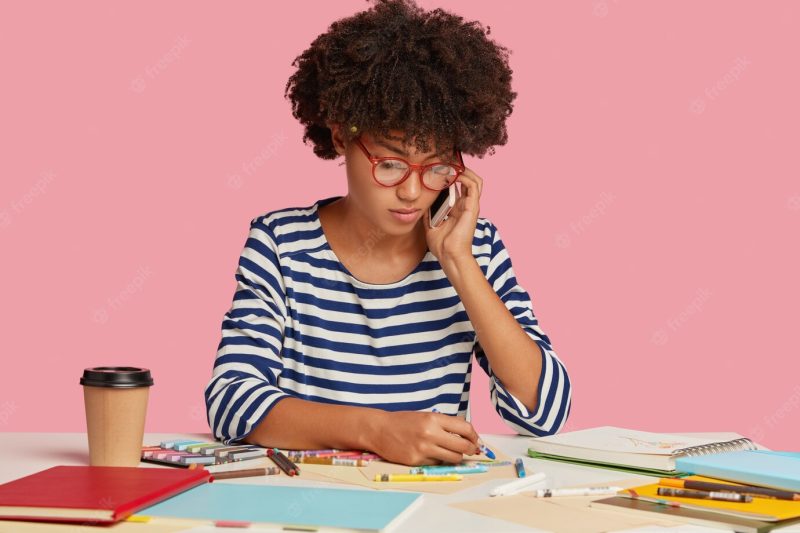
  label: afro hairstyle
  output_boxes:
[284,0,517,160]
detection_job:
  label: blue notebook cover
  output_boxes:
[676,450,800,492]
[137,482,423,531]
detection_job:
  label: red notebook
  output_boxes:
[0,465,212,524]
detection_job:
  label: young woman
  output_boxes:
[205,0,571,466]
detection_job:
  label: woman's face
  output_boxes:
[343,129,454,238]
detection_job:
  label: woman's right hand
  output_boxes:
[367,410,481,466]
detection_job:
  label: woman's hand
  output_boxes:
[424,168,484,266]
[368,410,480,466]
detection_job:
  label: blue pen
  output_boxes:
[514,458,526,478]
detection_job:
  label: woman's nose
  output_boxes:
[396,169,423,200]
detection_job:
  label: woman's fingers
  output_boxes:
[421,414,480,463]
[434,429,480,458]
[438,413,480,446]
[455,173,481,217]
[429,445,467,465]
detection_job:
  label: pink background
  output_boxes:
[2,1,798,449]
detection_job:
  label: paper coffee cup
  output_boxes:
[80,366,154,467]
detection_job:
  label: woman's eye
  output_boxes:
[431,165,454,175]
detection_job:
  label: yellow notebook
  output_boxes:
[619,476,800,522]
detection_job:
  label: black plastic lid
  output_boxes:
[79,367,154,388]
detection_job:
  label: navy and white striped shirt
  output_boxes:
[205,197,571,445]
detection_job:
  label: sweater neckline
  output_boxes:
[313,196,433,289]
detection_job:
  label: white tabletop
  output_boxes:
[0,432,749,533]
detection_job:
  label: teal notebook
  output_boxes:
[137,483,422,532]
[676,450,800,492]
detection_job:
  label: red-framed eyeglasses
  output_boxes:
[354,137,465,191]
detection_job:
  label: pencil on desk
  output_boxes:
[657,486,753,503]
[268,448,300,476]
[659,477,800,501]
[211,467,279,480]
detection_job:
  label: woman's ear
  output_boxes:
[327,122,347,157]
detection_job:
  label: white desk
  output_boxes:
[0,433,756,533]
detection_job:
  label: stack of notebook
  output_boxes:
[529,427,800,531]
[0,465,423,532]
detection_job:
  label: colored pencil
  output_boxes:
[212,467,279,480]
[657,486,753,503]
[268,448,300,476]
[659,477,800,501]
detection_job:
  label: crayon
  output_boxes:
[410,465,488,475]
[296,456,371,467]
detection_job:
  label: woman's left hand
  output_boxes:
[424,167,483,266]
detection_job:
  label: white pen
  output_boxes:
[529,487,622,498]
[489,472,547,496]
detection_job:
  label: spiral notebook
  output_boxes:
[527,426,757,476]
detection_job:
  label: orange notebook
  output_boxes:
[0,465,211,524]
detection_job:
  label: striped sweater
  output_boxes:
[204,196,571,445]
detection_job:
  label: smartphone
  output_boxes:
[429,184,460,228]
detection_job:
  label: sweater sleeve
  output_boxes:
[204,218,292,444]
[473,222,572,436]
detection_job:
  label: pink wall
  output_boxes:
[1,1,798,449]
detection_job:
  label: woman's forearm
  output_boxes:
[441,254,542,411]
[242,397,387,451]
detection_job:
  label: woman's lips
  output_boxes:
[389,209,421,223]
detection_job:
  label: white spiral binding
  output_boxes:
[670,437,756,458]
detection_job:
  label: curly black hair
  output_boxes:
[284,0,517,160]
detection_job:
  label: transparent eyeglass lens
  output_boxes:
[374,161,458,189]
